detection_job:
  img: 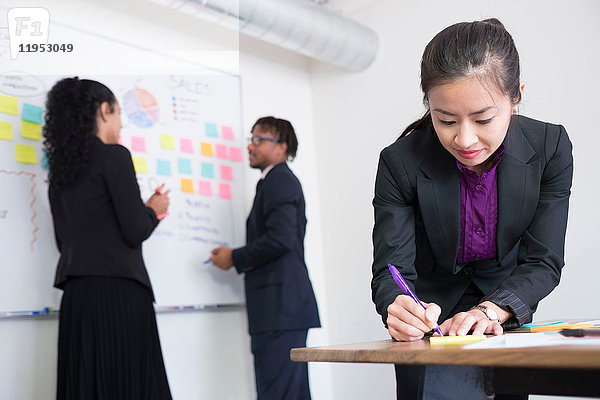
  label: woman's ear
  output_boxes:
[98,101,112,122]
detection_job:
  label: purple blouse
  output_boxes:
[457,146,505,264]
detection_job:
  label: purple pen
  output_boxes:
[388,264,443,336]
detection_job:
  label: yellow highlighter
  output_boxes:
[429,334,487,345]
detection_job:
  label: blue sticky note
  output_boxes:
[22,103,43,124]
[205,122,218,138]
[201,163,214,178]
[178,158,192,174]
[41,150,49,170]
[156,159,172,176]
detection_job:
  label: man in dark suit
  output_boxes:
[210,116,320,400]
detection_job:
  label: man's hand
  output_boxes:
[210,246,234,270]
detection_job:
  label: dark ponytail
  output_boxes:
[400,18,521,139]
[43,77,116,190]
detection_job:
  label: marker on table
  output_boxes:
[388,264,444,337]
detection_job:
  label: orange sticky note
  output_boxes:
[15,144,37,164]
[200,142,214,157]
[21,120,41,140]
[181,178,195,193]
[0,121,13,140]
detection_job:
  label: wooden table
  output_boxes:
[291,338,600,397]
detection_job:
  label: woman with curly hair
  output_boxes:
[44,77,172,400]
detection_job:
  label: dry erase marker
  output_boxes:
[156,212,169,220]
[155,183,165,194]
[388,264,443,336]
[203,259,211,264]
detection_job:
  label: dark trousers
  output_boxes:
[250,329,310,400]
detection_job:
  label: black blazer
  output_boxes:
[50,136,159,298]
[372,115,573,326]
[232,162,321,335]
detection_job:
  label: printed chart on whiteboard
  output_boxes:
[0,71,246,311]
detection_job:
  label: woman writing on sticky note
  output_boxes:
[371,19,572,399]
[44,78,172,400]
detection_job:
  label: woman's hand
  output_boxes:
[146,184,170,217]
[440,302,506,336]
[387,294,442,341]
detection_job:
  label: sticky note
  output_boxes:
[21,103,42,124]
[201,163,214,178]
[429,335,487,346]
[180,138,194,153]
[229,146,243,161]
[41,150,49,170]
[221,125,235,140]
[200,142,214,157]
[161,134,174,150]
[198,181,212,196]
[219,183,232,199]
[178,158,192,174]
[181,178,195,193]
[0,94,18,115]
[205,122,218,138]
[21,120,42,140]
[132,156,148,173]
[220,165,233,181]
[131,136,147,153]
[15,144,37,164]
[216,144,228,159]
[156,159,171,176]
[0,121,13,140]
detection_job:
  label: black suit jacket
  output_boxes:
[232,162,320,335]
[50,136,158,298]
[372,115,573,326]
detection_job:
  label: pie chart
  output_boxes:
[123,88,160,128]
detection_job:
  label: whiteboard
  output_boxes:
[0,71,246,311]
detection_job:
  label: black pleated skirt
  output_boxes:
[57,276,172,400]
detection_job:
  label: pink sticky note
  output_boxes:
[198,181,213,196]
[221,125,235,140]
[229,146,243,162]
[220,165,233,181]
[131,136,147,153]
[216,144,228,159]
[219,183,232,199]
[180,138,194,153]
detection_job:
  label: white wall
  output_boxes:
[0,0,333,399]
[309,0,600,399]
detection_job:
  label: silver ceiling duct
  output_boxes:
[148,0,378,72]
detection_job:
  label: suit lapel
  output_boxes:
[418,130,461,270]
[496,117,537,261]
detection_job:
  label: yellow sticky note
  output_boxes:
[181,178,195,193]
[15,144,37,164]
[200,142,214,157]
[21,120,42,140]
[0,121,13,140]
[429,334,487,346]
[132,156,148,173]
[0,95,18,115]
[160,134,174,150]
